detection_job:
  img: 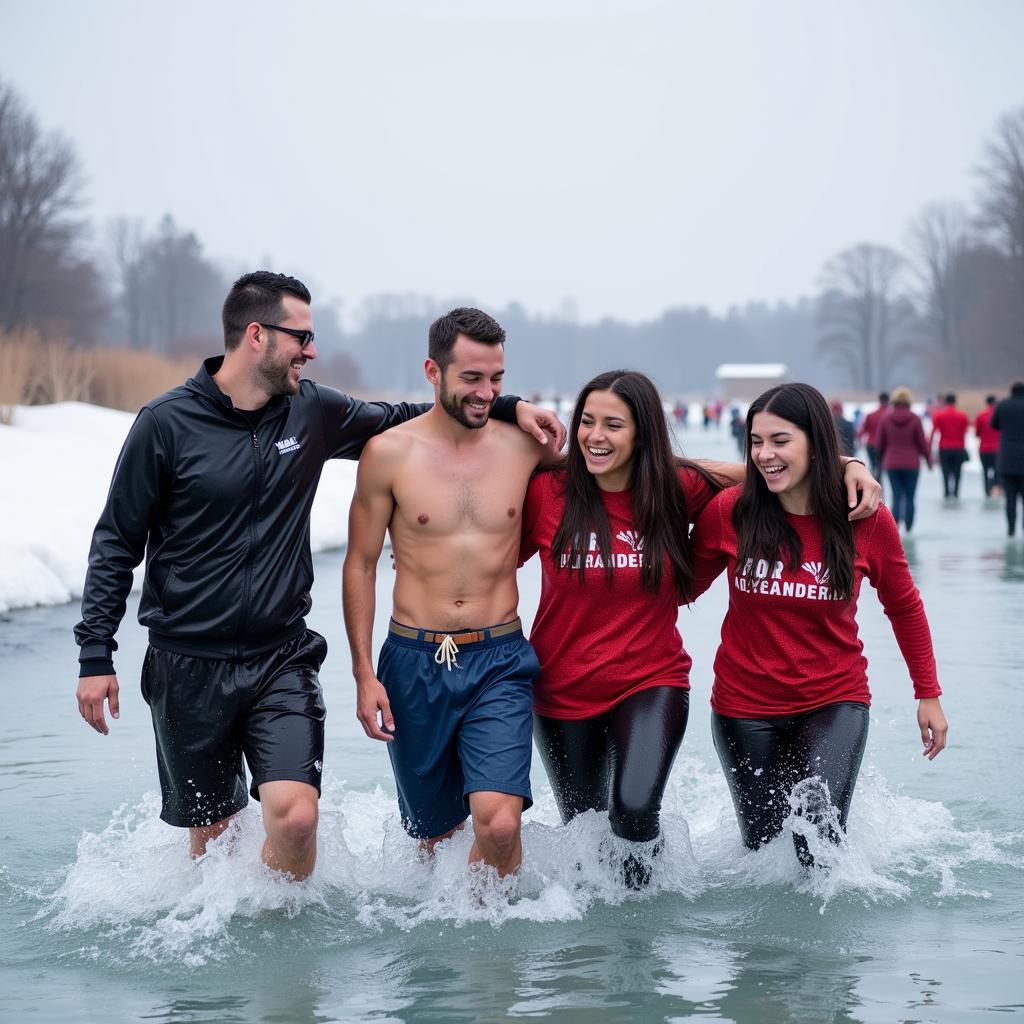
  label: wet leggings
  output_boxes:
[534,686,689,885]
[712,701,869,867]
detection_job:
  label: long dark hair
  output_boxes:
[733,382,855,600]
[551,370,719,598]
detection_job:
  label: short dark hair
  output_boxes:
[1012,381,1024,396]
[222,271,311,351]
[878,391,890,403]
[428,307,505,369]
[945,393,956,404]
[986,394,997,405]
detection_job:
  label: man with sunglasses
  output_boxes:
[74,271,563,880]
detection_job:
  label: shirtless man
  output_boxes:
[343,307,559,878]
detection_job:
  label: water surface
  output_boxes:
[2,429,1022,1022]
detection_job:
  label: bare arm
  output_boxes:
[693,459,745,488]
[692,458,880,518]
[342,438,399,741]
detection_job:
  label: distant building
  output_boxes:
[715,363,787,402]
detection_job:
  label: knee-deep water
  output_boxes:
[2,428,1023,1023]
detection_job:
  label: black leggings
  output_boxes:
[1004,473,1024,535]
[712,702,869,867]
[535,687,689,882]
[938,448,966,497]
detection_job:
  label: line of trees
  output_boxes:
[816,109,1024,390]
[2,73,1020,400]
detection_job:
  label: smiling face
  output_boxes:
[749,410,813,513]
[433,333,504,429]
[577,389,637,491]
[255,294,316,396]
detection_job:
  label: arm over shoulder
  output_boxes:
[316,384,431,460]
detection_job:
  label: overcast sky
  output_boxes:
[2,0,1022,324]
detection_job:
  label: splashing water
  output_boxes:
[31,756,1022,967]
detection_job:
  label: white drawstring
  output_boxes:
[434,634,460,671]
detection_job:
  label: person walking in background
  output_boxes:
[974,395,1001,499]
[857,391,890,488]
[831,399,856,457]
[688,383,947,869]
[730,407,746,455]
[992,382,1024,538]
[930,394,969,499]
[877,386,933,533]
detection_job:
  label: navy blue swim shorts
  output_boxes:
[378,618,539,840]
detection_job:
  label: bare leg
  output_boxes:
[257,780,319,880]
[189,816,234,858]
[468,791,524,877]
[420,821,466,859]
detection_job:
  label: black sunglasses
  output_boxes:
[258,323,315,348]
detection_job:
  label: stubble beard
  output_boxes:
[256,336,300,397]
[439,373,491,430]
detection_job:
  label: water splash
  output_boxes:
[32,758,1022,965]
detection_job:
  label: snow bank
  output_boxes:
[0,403,356,614]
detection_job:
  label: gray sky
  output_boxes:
[2,0,1022,324]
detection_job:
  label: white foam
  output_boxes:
[37,756,1022,964]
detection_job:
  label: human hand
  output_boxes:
[844,460,882,520]
[77,674,120,735]
[356,675,395,741]
[918,697,948,759]
[515,400,566,450]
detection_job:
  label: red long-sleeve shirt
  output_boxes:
[521,466,716,719]
[974,407,1000,454]
[858,404,889,446]
[930,406,969,450]
[688,486,940,717]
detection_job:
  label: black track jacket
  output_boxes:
[75,356,521,673]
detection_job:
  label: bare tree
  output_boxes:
[976,107,1024,271]
[973,107,1024,376]
[0,78,105,339]
[106,214,225,352]
[816,244,913,390]
[905,201,978,381]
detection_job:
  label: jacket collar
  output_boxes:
[192,355,291,416]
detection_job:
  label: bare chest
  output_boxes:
[392,451,533,536]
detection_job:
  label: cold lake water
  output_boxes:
[2,427,1023,1023]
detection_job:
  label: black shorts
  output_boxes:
[142,630,328,828]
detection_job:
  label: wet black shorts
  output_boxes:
[379,619,539,840]
[141,630,328,828]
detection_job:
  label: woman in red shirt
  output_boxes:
[521,372,881,886]
[689,382,948,868]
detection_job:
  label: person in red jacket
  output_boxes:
[689,383,947,868]
[930,393,970,499]
[974,394,1001,498]
[520,372,882,886]
[856,391,890,486]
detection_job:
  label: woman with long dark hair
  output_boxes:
[520,372,881,886]
[689,383,947,866]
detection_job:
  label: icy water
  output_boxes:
[2,427,1023,1023]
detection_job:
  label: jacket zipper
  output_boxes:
[236,430,263,655]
